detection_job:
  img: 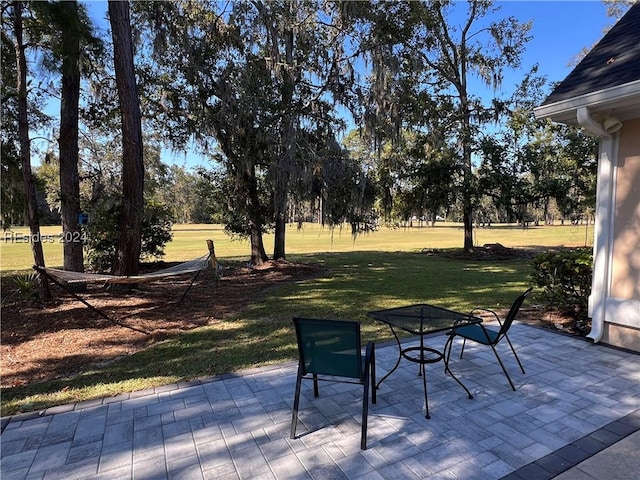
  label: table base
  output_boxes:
[377,325,473,419]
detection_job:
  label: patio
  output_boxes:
[1,322,638,479]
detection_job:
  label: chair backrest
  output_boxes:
[497,287,533,341]
[293,317,363,380]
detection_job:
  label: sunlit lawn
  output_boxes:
[0,221,593,272]
[0,222,593,415]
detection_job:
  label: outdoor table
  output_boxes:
[367,304,482,419]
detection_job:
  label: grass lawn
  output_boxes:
[0,223,592,416]
[1,221,593,271]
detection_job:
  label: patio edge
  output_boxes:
[501,409,640,480]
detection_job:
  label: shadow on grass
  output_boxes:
[1,250,533,416]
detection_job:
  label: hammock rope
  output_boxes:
[32,240,218,335]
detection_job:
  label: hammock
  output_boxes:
[33,241,218,335]
[37,255,212,285]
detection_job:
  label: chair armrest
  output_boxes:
[364,342,375,381]
[365,341,375,362]
[470,308,502,326]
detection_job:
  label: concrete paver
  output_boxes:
[2,323,638,479]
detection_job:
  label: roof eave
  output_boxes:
[534,80,640,125]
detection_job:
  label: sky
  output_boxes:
[495,1,612,94]
[79,1,615,170]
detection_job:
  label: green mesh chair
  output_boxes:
[445,288,532,391]
[290,317,376,450]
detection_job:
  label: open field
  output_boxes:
[0,222,594,272]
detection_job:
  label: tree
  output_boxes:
[134,1,357,264]
[233,1,359,260]
[108,0,144,276]
[359,1,531,249]
[251,0,297,260]
[490,70,598,225]
[477,135,535,224]
[132,0,272,265]
[1,22,24,228]
[604,0,637,18]
[417,0,531,251]
[406,133,457,226]
[10,0,50,298]
[293,130,377,233]
[52,0,86,272]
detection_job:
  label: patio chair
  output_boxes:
[445,287,533,391]
[290,317,376,450]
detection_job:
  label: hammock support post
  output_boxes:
[33,265,151,335]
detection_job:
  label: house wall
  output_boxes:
[603,117,640,351]
[601,323,640,351]
[611,118,640,300]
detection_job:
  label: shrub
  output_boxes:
[530,248,592,321]
[140,201,174,262]
[84,197,173,271]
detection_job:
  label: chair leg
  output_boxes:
[503,334,525,374]
[370,344,376,404]
[313,373,319,397]
[361,373,369,450]
[290,371,303,439]
[490,344,516,391]
[459,337,466,359]
[362,343,375,450]
[443,333,454,374]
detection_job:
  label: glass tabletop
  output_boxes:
[367,304,482,335]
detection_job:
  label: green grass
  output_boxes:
[0,222,592,416]
[1,221,593,272]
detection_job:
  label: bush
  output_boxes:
[140,202,174,262]
[530,248,592,321]
[84,197,173,271]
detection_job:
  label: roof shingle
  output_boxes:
[541,3,640,106]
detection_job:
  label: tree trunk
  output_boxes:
[14,1,51,299]
[108,0,144,277]
[458,90,474,253]
[272,161,289,260]
[459,36,474,253]
[462,135,474,253]
[242,163,268,265]
[58,0,84,272]
[273,28,295,260]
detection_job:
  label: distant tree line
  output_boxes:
[2,0,604,280]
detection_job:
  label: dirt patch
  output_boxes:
[0,260,324,388]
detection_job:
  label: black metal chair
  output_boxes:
[445,288,533,391]
[290,317,376,450]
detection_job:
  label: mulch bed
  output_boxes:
[0,260,323,388]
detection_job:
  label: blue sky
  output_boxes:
[79,1,614,169]
[497,1,611,93]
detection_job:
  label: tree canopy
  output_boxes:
[1,0,607,269]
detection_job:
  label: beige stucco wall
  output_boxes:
[610,118,640,301]
[601,323,640,352]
